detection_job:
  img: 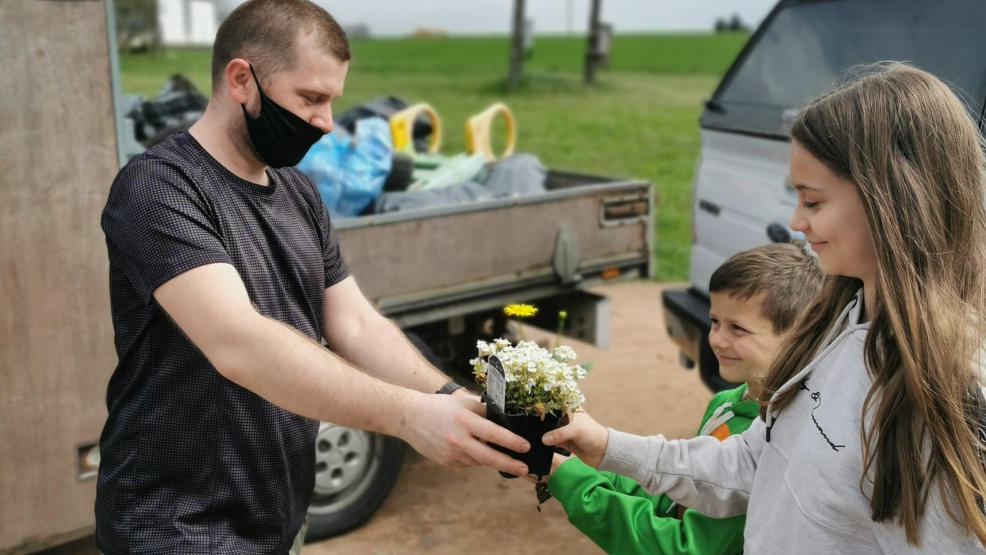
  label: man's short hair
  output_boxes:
[709,241,822,333]
[211,0,350,92]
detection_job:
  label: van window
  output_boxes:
[701,0,986,138]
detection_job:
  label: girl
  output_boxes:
[543,62,986,553]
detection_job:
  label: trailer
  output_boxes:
[305,171,651,540]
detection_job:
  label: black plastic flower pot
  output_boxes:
[484,400,562,479]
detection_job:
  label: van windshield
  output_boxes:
[702,0,986,138]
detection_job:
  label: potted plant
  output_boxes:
[471,305,588,479]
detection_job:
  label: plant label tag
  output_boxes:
[485,355,507,411]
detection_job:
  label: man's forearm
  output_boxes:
[330,313,450,394]
[214,311,419,436]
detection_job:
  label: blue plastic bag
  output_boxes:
[296,131,345,213]
[296,117,392,218]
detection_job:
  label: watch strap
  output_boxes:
[436,381,465,395]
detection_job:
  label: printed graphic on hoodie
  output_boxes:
[799,378,845,452]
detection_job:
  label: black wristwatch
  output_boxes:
[436,381,464,395]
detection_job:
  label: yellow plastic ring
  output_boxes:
[388,103,442,155]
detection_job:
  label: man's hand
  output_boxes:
[400,393,530,476]
[541,410,609,469]
[452,387,484,415]
[452,388,479,399]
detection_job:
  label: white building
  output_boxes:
[158,0,219,46]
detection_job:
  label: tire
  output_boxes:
[382,152,414,192]
[304,425,405,541]
[304,330,438,541]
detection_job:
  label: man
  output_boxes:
[96,1,529,552]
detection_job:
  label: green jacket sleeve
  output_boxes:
[548,457,745,555]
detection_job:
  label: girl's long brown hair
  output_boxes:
[761,62,986,546]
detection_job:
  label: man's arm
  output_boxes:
[321,276,451,394]
[154,262,529,474]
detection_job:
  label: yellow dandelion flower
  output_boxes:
[504,303,538,318]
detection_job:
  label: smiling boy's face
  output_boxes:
[708,291,786,395]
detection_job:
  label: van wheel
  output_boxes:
[305,424,405,541]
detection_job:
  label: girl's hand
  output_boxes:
[541,410,609,469]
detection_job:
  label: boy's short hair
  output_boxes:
[709,241,822,334]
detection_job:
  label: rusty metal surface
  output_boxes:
[0,0,118,550]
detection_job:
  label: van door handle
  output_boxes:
[698,200,720,216]
[767,223,791,243]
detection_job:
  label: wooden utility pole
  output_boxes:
[507,0,526,91]
[584,0,602,85]
[566,0,573,34]
[153,0,163,55]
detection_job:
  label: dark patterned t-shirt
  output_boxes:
[96,132,349,554]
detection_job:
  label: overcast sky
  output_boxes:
[218,0,778,36]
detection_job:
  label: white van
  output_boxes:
[663,0,986,391]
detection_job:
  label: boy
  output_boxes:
[544,242,821,554]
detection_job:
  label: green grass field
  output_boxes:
[120,33,749,280]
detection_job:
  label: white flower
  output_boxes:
[553,345,577,362]
[476,340,492,357]
[473,337,588,415]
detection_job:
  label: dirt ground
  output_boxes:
[305,280,713,555]
[43,280,713,555]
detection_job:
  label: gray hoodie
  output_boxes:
[601,292,985,553]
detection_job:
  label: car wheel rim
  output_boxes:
[309,423,380,515]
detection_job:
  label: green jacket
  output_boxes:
[547,384,759,555]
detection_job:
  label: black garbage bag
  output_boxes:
[127,74,208,147]
[335,96,433,153]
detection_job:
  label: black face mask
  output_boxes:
[241,64,324,168]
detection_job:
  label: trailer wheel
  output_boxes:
[305,425,405,542]
[304,330,444,541]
